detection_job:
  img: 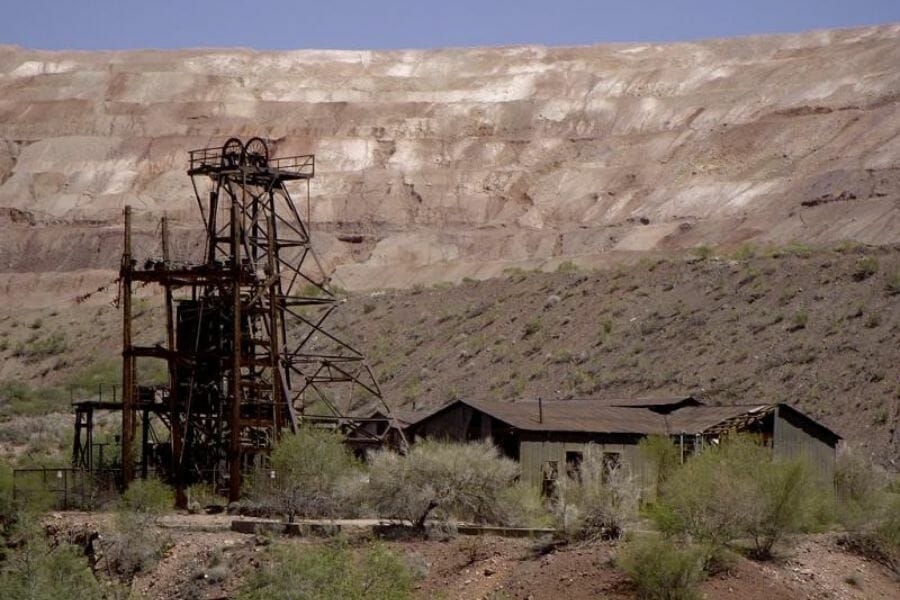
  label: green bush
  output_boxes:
[638,435,681,497]
[655,435,820,560]
[187,482,227,512]
[496,481,552,528]
[886,272,900,295]
[0,460,16,535]
[238,541,415,600]
[556,260,578,273]
[729,244,757,261]
[840,493,900,578]
[690,245,714,260]
[101,477,174,578]
[103,511,170,579]
[853,256,879,281]
[523,317,542,337]
[249,426,362,521]
[12,332,67,362]
[0,381,67,418]
[617,534,706,600]
[0,517,103,600]
[368,439,518,529]
[834,451,887,530]
[120,477,173,516]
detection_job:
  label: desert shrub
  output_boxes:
[368,439,518,529]
[238,541,415,600]
[187,482,227,512]
[66,360,121,394]
[782,241,813,258]
[852,256,879,281]
[638,435,681,496]
[840,493,900,577]
[102,511,170,579]
[833,450,888,530]
[249,426,362,521]
[120,477,173,516]
[691,245,714,260]
[496,481,552,528]
[13,332,67,362]
[0,381,67,418]
[655,435,820,560]
[523,317,542,337]
[557,448,641,540]
[886,272,900,295]
[873,494,900,575]
[0,517,103,600]
[101,477,173,579]
[729,243,757,261]
[616,534,706,600]
[742,456,818,558]
[556,260,578,273]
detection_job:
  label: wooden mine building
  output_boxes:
[395,397,840,493]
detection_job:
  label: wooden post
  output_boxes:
[122,205,135,486]
[267,213,284,435]
[162,216,186,507]
[229,200,243,502]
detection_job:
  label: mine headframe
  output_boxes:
[94,137,398,504]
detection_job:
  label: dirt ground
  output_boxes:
[43,512,900,600]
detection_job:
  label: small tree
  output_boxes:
[743,455,817,558]
[368,439,518,529]
[255,426,361,522]
[655,435,820,560]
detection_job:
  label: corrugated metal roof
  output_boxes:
[399,398,840,442]
[665,404,772,433]
[462,398,669,435]
[607,397,697,408]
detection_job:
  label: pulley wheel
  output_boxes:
[222,137,244,168]
[244,137,269,168]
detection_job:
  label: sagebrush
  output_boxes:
[368,439,518,528]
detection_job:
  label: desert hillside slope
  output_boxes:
[0,245,895,465]
[1,25,899,302]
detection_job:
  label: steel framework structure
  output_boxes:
[73,138,395,503]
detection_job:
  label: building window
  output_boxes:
[541,460,559,500]
[565,451,583,481]
[601,452,621,483]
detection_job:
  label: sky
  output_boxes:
[1,0,899,51]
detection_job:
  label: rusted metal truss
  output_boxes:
[72,137,398,503]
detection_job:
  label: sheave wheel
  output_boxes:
[244,137,269,168]
[222,137,244,168]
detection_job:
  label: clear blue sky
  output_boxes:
[2,0,899,50]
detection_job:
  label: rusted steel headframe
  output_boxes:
[93,137,397,504]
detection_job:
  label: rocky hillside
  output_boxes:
[325,245,900,466]
[0,244,896,465]
[1,25,900,304]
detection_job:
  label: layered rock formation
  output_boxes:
[1,25,899,301]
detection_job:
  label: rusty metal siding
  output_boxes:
[773,405,835,482]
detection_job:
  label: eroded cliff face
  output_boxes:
[1,25,899,301]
